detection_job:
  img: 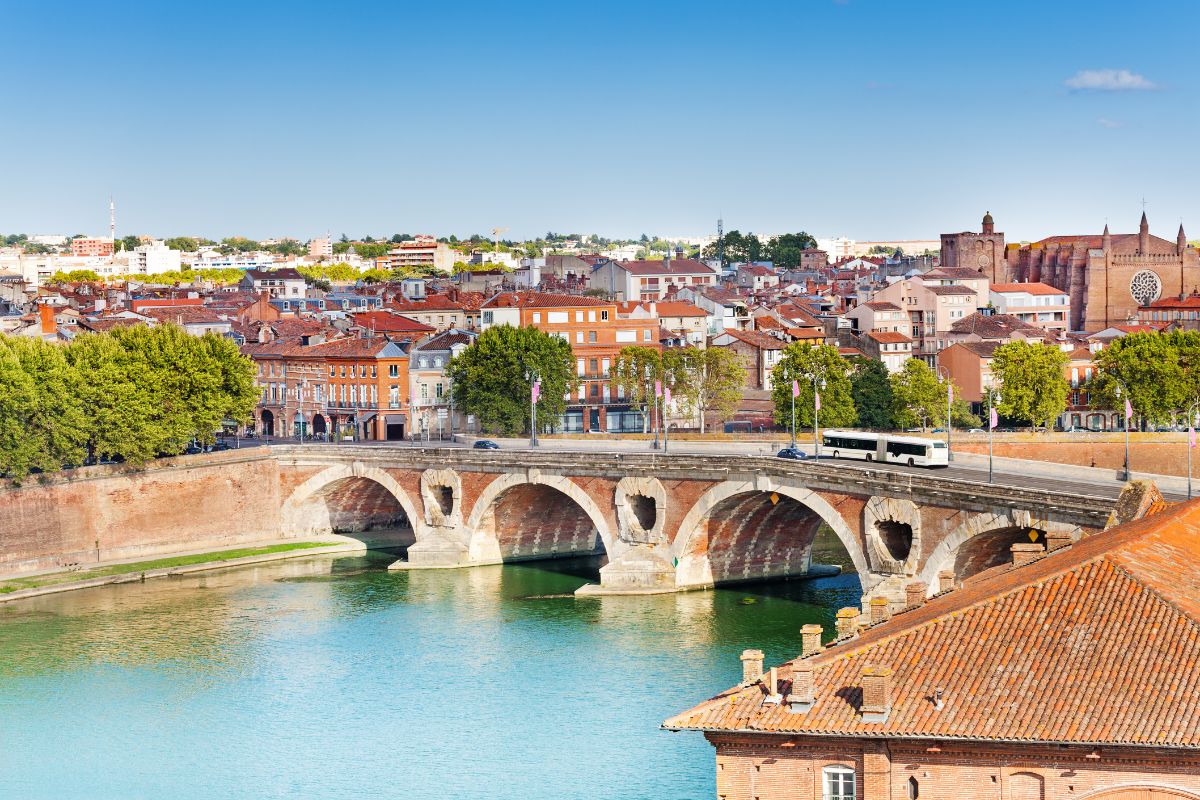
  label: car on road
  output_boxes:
[183,443,204,455]
[968,428,984,434]
[473,439,501,450]
[211,441,232,451]
[775,447,807,460]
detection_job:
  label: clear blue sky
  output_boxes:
[3,0,1198,243]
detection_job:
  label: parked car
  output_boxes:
[210,441,232,452]
[775,447,807,460]
[473,439,501,450]
[183,443,204,455]
[968,428,984,434]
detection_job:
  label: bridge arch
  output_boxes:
[281,463,422,547]
[918,510,1081,587]
[465,472,615,563]
[671,480,870,591]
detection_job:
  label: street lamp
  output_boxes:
[1188,400,1199,500]
[988,390,1002,483]
[937,365,955,461]
[813,375,826,457]
[525,368,540,448]
[1114,381,1130,481]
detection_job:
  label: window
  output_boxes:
[532,312,541,323]
[643,329,652,341]
[371,366,377,378]
[547,311,568,324]
[359,365,366,378]
[482,311,494,325]
[389,385,399,406]
[576,331,584,344]
[601,310,609,321]
[823,766,855,800]
[329,366,335,377]
[907,776,920,800]
[435,383,443,399]
[616,330,637,343]
[589,358,598,374]
[588,311,596,322]
[588,331,597,343]
[389,364,399,378]
[575,311,584,322]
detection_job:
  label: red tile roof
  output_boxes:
[351,311,435,333]
[481,291,611,309]
[666,498,1200,748]
[617,258,716,276]
[990,282,1068,296]
[867,331,912,344]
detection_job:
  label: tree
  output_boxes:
[610,346,663,433]
[268,238,305,256]
[889,358,946,430]
[770,343,856,431]
[991,340,1070,429]
[702,230,764,265]
[674,346,745,433]
[119,235,141,252]
[165,237,199,252]
[448,325,573,435]
[218,236,259,254]
[1091,330,1200,425]
[764,232,817,268]
[354,242,390,260]
[849,356,893,428]
[0,336,88,477]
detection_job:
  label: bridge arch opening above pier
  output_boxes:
[672,482,869,591]
[281,465,419,550]
[918,510,1083,588]
[466,473,613,563]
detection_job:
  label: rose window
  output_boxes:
[1130,270,1162,306]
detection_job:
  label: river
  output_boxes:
[0,539,859,800]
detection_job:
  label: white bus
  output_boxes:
[822,430,949,468]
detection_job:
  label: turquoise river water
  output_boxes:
[0,548,859,800]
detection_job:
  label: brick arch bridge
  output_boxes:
[271,446,1111,608]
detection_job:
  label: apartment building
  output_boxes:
[70,236,114,257]
[589,254,718,301]
[386,237,460,273]
[989,282,1071,332]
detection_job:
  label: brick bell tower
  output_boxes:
[939,211,1008,282]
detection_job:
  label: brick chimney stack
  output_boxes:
[835,607,860,639]
[938,570,956,593]
[39,303,56,336]
[1046,529,1073,552]
[869,596,891,625]
[1011,542,1045,567]
[740,649,765,684]
[861,665,894,723]
[788,661,815,713]
[801,624,824,657]
[905,581,928,609]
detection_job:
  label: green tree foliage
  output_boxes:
[165,237,199,252]
[119,235,141,252]
[889,358,947,430]
[47,270,102,283]
[702,230,764,265]
[354,242,391,260]
[764,232,818,269]
[849,356,893,428]
[266,238,305,256]
[448,325,573,435]
[991,340,1070,428]
[1091,331,1200,424]
[218,236,260,254]
[0,326,257,481]
[610,346,664,432]
[674,346,745,433]
[298,263,360,283]
[769,343,855,430]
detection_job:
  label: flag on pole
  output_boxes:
[948,383,954,404]
[1124,398,1133,421]
[1190,425,1196,449]
[531,380,541,404]
[655,380,662,398]
[815,392,821,412]
[989,407,998,429]
[792,379,800,398]
[664,386,672,408]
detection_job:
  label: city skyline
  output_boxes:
[4,0,1199,240]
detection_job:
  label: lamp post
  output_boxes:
[1114,381,1130,481]
[1188,400,1199,500]
[988,390,1001,483]
[937,365,954,461]
[813,375,826,458]
[525,368,540,448]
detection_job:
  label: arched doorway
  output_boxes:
[1084,789,1200,800]
[312,414,327,440]
[261,409,275,437]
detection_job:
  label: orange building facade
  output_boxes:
[242,335,412,441]
[481,291,661,432]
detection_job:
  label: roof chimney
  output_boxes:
[1046,529,1074,552]
[801,624,824,657]
[764,666,783,704]
[861,665,893,723]
[938,569,956,593]
[835,607,861,639]
[1011,541,1045,567]
[740,649,764,684]
[869,596,891,625]
[787,661,815,713]
[905,581,928,609]
[39,303,56,336]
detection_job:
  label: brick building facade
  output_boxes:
[666,491,1200,799]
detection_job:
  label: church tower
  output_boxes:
[1178,223,1187,255]
[1139,212,1150,255]
[939,211,1007,282]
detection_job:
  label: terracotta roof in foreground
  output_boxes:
[665,499,1200,748]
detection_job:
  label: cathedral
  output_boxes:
[941,212,1199,331]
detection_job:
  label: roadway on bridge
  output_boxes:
[462,436,1190,503]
